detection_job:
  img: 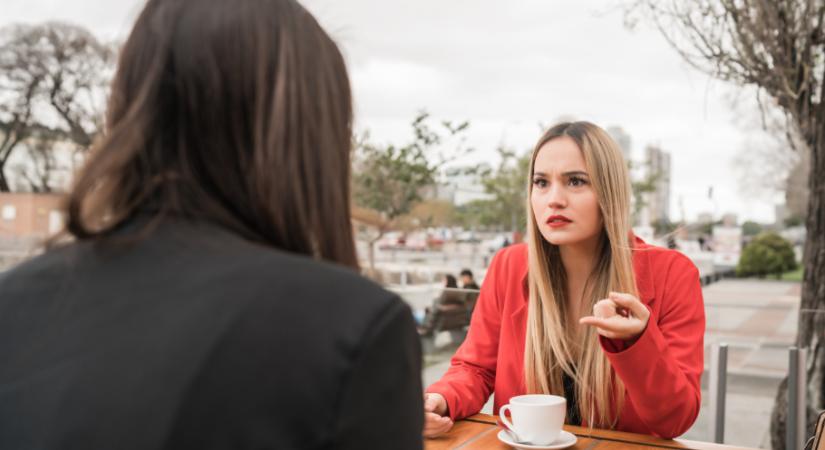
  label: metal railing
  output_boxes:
[708,343,728,443]
[708,342,810,447]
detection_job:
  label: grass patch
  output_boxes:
[781,267,804,281]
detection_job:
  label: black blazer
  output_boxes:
[0,218,423,450]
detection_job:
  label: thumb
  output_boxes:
[424,394,438,413]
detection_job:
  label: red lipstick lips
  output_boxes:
[546,215,572,228]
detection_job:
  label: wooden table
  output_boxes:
[424,414,758,450]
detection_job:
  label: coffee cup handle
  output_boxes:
[499,404,515,433]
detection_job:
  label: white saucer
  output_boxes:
[497,429,577,449]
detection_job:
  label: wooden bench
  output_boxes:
[418,289,480,353]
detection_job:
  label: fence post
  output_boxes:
[787,347,808,450]
[709,343,728,443]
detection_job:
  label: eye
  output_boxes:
[532,177,547,188]
[568,176,588,187]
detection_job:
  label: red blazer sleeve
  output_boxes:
[600,254,705,438]
[425,249,507,420]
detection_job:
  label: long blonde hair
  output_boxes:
[523,121,637,428]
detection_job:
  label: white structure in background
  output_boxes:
[435,166,492,206]
[697,212,714,225]
[607,126,646,227]
[712,225,742,268]
[606,126,633,163]
[644,144,672,225]
[633,225,655,245]
[721,213,738,227]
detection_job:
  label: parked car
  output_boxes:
[456,231,480,243]
[377,232,405,250]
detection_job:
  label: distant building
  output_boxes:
[0,192,64,269]
[721,213,738,227]
[606,126,633,164]
[644,145,671,224]
[0,192,64,240]
[697,212,713,224]
[430,167,491,206]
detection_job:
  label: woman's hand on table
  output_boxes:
[423,393,453,437]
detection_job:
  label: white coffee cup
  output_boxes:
[499,394,566,445]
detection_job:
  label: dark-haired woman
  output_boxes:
[0,1,423,449]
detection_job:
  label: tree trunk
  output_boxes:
[368,240,377,274]
[366,227,386,278]
[770,124,825,449]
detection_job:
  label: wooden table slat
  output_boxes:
[424,419,495,449]
[425,414,760,450]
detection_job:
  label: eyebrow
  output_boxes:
[532,171,589,177]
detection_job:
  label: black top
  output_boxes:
[0,218,424,450]
[562,372,581,426]
[462,282,480,291]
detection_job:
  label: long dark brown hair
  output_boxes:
[63,0,358,268]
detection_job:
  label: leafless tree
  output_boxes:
[0,22,114,192]
[12,134,60,193]
[0,26,46,191]
[731,102,805,202]
[627,1,825,447]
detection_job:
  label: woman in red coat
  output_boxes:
[423,122,705,439]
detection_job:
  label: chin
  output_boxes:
[539,229,578,246]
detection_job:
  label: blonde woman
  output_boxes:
[423,122,704,439]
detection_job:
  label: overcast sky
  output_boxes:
[2,0,786,223]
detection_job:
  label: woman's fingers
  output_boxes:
[592,299,618,318]
[423,392,447,415]
[580,314,642,339]
[423,412,453,437]
[423,394,438,412]
[608,292,650,319]
[579,315,630,333]
[581,293,650,341]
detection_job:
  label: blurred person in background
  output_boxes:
[459,268,479,291]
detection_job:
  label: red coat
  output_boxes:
[426,238,705,438]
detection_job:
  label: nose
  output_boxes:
[546,182,567,209]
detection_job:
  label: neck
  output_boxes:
[558,237,600,280]
[558,236,602,323]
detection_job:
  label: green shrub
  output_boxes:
[737,232,797,278]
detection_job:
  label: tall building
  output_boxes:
[645,145,671,224]
[606,126,633,164]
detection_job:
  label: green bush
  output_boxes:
[742,220,763,236]
[737,232,797,278]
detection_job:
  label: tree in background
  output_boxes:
[396,199,457,230]
[477,147,531,232]
[737,232,798,279]
[742,220,764,237]
[651,218,679,237]
[785,215,805,228]
[352,112,471,271]
[628,2,825,445]
[0,22,114,192]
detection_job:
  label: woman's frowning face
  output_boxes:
[530,136,602,248]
